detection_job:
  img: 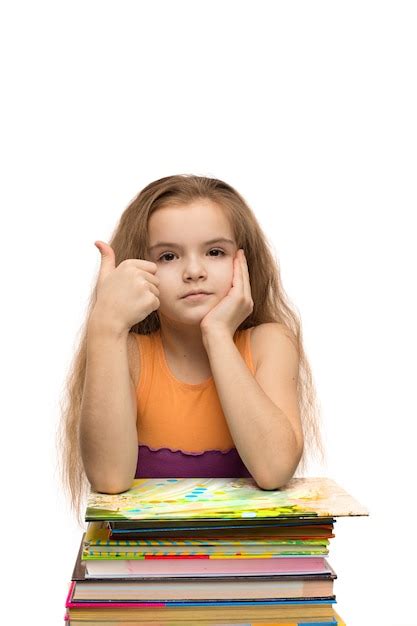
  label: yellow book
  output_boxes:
[66,603,336,621]
[333,609,346,625]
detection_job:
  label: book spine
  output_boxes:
[65,599,336,609]
[65,581,75,608]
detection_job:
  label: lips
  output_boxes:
[181,291,211,298]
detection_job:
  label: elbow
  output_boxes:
[255,438,304,491]
[90,478,135,495]
[255,474,293,491]
[84,454,138,496]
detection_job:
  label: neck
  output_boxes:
[158,315,208,361]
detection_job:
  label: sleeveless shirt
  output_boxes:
[133,328,255,478]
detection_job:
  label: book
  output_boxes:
[64,477,366,624]
[85,477,369,522]
[85,555,335,579]
[68,576,337,602]
[73,532,336,580]
[108,516,337,535]
[65,616,338,626]
[86,519,335,541]
[65,600,339,622]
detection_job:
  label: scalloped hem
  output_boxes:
[138,443,236,457]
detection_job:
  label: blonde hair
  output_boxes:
[56,174,324,527]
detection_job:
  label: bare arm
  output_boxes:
[202,323,303,490]
[79,314,138,494]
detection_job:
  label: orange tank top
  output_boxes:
[134,328,255,453]
[132,328,255,478]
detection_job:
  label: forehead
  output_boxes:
[148,199,234,241]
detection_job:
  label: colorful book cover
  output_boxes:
[72,532,336,580]
[86,476,368,522]
[85,520,334,544]
[65,576,335,607]
[83,522,330,560]
[64,600,339,622]
[109,517,336,536]
[69,577,336,602]
[83,547,329,560]
[333,610,346,625]
[65,614,339,625]
[83,556,335,580]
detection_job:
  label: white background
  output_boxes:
[1,2,416,625]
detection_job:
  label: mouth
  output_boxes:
[181,292,212,300]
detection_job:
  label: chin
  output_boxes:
[160,310,205,325]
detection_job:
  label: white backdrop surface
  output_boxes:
[1,2,416,625]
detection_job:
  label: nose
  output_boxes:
[183,255,208,281]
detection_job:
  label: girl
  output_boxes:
[57,175,323,525]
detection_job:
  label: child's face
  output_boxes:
[146,199,238,327]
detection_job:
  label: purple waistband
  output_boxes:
[135,444,252,479]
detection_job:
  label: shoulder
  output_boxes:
[250,323,299,373]
[127,332,141,388]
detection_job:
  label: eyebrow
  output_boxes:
[148,237,235,253]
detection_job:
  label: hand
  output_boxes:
[200,249,254,338]
[92,241,160,335]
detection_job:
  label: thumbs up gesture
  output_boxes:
[92,241,160,334]
[95,240,117,287]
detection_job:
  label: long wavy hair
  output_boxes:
[56,174,325,526]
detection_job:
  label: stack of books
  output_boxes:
[64,476,368,625]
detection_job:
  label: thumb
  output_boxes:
[94,240,116,279]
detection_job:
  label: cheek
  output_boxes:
[155,265,174,282]
[153,272,169,298]
[217,261,234,290]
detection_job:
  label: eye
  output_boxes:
[158,252,176,262]
[157,249,226,262]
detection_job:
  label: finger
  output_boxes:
[128,259,160,284]
[148,282,160,297]
[132,259,159,275]
[95,241,116,280]
[240,250,251,300]
[233,250,244,291]
[144,272,160,287]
